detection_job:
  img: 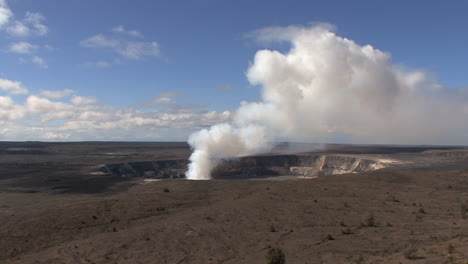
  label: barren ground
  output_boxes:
[0,142,467,264]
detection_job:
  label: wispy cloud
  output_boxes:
[71,95,96,105]
[32,56,48,68]
[8,41,37,54]
[216,85,234,92]
[5,11,48,37]
[80,27,160,66]
[112,25,142,37]
[40,89,75,99]
[144,92,184,107]
[83,59,119,69]
[1,2,50,68]
[81,34,159,60]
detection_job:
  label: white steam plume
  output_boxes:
[187,24,468,180]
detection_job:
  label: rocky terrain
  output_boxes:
[0,142,467,263]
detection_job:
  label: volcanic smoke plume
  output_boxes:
[186,24,468,180]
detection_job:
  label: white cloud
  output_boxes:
[0,78,28,94]
[81,34,119,49]
[26,95,72,113]
[6,20,29,36]
[0,0,12,27]
[154,97,175,105]
[8,41,37,54]
[32,56,48,68]
[119,41,159,59]
[44,132,70,140]
[5,11,48,37]
[94,61,111,68]
[24,12,47,36]
[0,96,25,120]
[40,89,75,99]
[0,87,230,140]
[112,25,142,37]
[71,95,97,105]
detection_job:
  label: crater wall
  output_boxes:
[101,154,391,179]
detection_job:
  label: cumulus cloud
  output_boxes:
[0,78,28,94]
[112,25,142,37]
[8,41,37,54]
[26,95,73,113]
[40,89,75,99]
[0,96,25,120]
[0,0,12,27]
[0,78,231,141]
[186,24,468,180]
[32,56,48,68]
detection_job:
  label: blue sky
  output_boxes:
[0,0,467,141]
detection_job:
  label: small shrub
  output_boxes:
[266,247,285,264]
[388,195,400,203]
[344,201,351,207]
[361,214,377,227]
[448,243,455,254]
[418,207,427,214]
[352,255,365,264]
[270,225,277,232]
[163,187,170,193]
[339,221,346,227]
[403,247,418,260]
[445,255,456,264]
[341,228,353,235]
[461,201,468,219]
[322,234,335,242]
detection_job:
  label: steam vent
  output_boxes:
[101,154,392,179]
